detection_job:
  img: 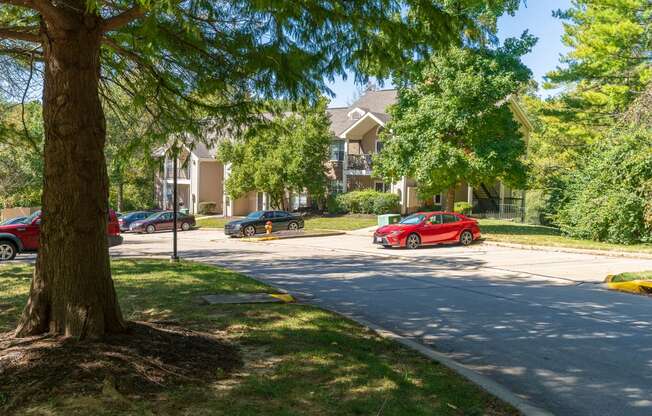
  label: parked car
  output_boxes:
[0,216,27,226]
[129,211,196,234]
[373,211,481,249]
[119,211,156,232]
[0,210,123,261]
[224,210,304,237]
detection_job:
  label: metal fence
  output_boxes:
[472,203,524,221]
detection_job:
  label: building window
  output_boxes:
[375,140,384,154]
[329,180,344,194]
[330,140,345,161]
[374,182,391,193]
[290,192,309,211]
[434,194,442,204]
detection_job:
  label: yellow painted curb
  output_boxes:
[241,236,279,242]
[270,294,295,303]
[605,275,652,295]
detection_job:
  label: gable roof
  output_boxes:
[327,89,397,137]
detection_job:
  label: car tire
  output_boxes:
[288,221,299,231]
[0,241,17,261]
[243,225,256,237]
[459,230,473,246]
[406,233,421,250]
[146,224,156,234]
[181,222,191,231]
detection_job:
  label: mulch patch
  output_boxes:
[0,321,242,412]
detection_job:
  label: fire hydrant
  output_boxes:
[265,221,273,235]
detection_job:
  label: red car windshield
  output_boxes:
[399,214,426,225]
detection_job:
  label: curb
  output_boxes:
[604,274,652,295]
[240,231,346,242]
[482,240,652,259]
[329,312,554,416]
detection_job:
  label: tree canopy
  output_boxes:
[219,100,331,210]
[374,35,535,210]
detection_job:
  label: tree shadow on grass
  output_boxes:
[481,222,561,236]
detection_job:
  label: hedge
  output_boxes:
[334,190,400,215]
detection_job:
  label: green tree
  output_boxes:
[374,36,535,211]
[0,100,43,209]
[0,0,519,339]
[555,129,652,244]
[220,100,331,210]
[543,0,652,141]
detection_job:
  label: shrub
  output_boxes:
[373,192,401,214]
[453,201,472,215]
[325,194,345,214]
[198,201,217,215]
[555,132,652,244]
[336,190,400,214]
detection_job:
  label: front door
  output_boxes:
[19,218,41,250]
[420,214,444,244]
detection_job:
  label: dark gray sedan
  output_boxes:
[224,210,304,237]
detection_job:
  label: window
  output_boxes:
[274,211,290,218]
[375,140,384,154]
[434,194,442,204]
[330,140,345,161]
[329,180,344,194]
[442,214,460,224]
[291,192,309,211]
[374,182,391,193]
[428,214,442,224]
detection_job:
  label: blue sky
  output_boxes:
[326,0,572,107]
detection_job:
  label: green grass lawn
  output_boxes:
[304,214,377,231]
[197,214,378,231]
[479,219,652,254]
[0,260,515,416]
[610,271,652,283]
[196,216,232,229]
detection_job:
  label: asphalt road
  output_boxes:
[16,229,652,415]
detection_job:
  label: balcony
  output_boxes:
[345,154,372,176]
[164,166,191,180]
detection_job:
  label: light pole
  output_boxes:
[171,145,180,262]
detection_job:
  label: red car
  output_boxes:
[0,210,123,261]
[373,211,481,249]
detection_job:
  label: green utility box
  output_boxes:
[377,214,401,226]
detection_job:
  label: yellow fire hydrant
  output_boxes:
[265,221,273,235]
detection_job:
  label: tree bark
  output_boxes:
[446,187,456,212]
[15,14,125,339]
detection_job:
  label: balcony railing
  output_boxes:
[346,154,373,175]
[165,167,191,180]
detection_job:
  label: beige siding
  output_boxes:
[232,191,258,216]
[361,127,378,154]
[199,161,223,213]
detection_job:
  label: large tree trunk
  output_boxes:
[15,15,125,339]
[446,187,456,212]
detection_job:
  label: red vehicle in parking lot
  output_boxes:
[373,211,481,249]
[0,210,122,261]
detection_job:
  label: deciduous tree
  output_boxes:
[374,36,535,211]
[219,100,331,210]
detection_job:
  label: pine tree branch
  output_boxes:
[31,0,76,29]
[102,5,145,32]
[0,27,40,42]
[0,0,36,9]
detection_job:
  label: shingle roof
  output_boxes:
[326,107,351,136]
[349,89,397,114]
[326,89,397,136]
